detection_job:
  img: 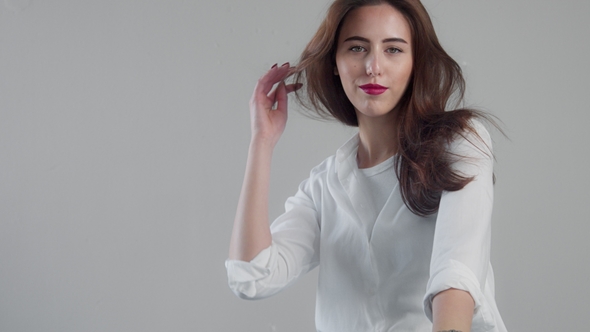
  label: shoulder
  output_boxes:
[307,133,358,180]
[286,154,335,213]
[469,119,492,145]
[446,119,495,178]
[448,118,493,159]
[297,134,357,198]
[306,154,336,184]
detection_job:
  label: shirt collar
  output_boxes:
[335,133,359,165]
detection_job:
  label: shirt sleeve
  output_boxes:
[423,121,498,330]
[225,168,322,300]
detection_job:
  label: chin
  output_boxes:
[355,104,397,119]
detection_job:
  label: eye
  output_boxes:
[350,46,366,52]
[386,47,402,54]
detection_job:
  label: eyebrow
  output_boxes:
[343,36,408,44]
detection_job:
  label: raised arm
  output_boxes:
[228,63,301,261]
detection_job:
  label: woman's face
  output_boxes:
[335,4,413,122]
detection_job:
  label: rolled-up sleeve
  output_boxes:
[423,121,498,330]
[225,166,323,300]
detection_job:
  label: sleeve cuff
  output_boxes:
[424,259,496,332]
[225,245,274,299]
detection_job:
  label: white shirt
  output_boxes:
[226,121,507,332]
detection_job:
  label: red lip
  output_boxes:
[359,84,388,95]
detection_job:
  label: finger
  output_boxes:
[254,63,291,96]
[285,83,303,94]
[266,85,278,104]
[265,81,300,110]
[274,81,288,112]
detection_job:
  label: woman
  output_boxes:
[226,0,506,331]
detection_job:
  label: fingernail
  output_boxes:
[271,63,278,69]
[281,62,289,67]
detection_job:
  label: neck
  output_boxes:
[356,111,399,169]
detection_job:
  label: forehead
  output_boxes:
[338,4,412,43]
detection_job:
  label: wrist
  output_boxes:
[250,134,278,152]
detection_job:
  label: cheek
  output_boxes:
[394,64,413,86]
[336,58,357,76]
[338,65,360,86]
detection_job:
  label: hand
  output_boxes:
[249,62,302,147]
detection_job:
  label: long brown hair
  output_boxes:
[292,0,497,216]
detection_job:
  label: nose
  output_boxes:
[366,52,382,77]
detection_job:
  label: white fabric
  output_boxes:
[226,121,507,332]
[358,155,396,215]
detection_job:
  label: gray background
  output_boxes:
[1,0,588,331]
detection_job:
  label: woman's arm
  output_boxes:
[432,288,475,332]
[228,63,301,261]
[425,121,495,331]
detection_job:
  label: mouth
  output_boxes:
[359,84,388,95]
